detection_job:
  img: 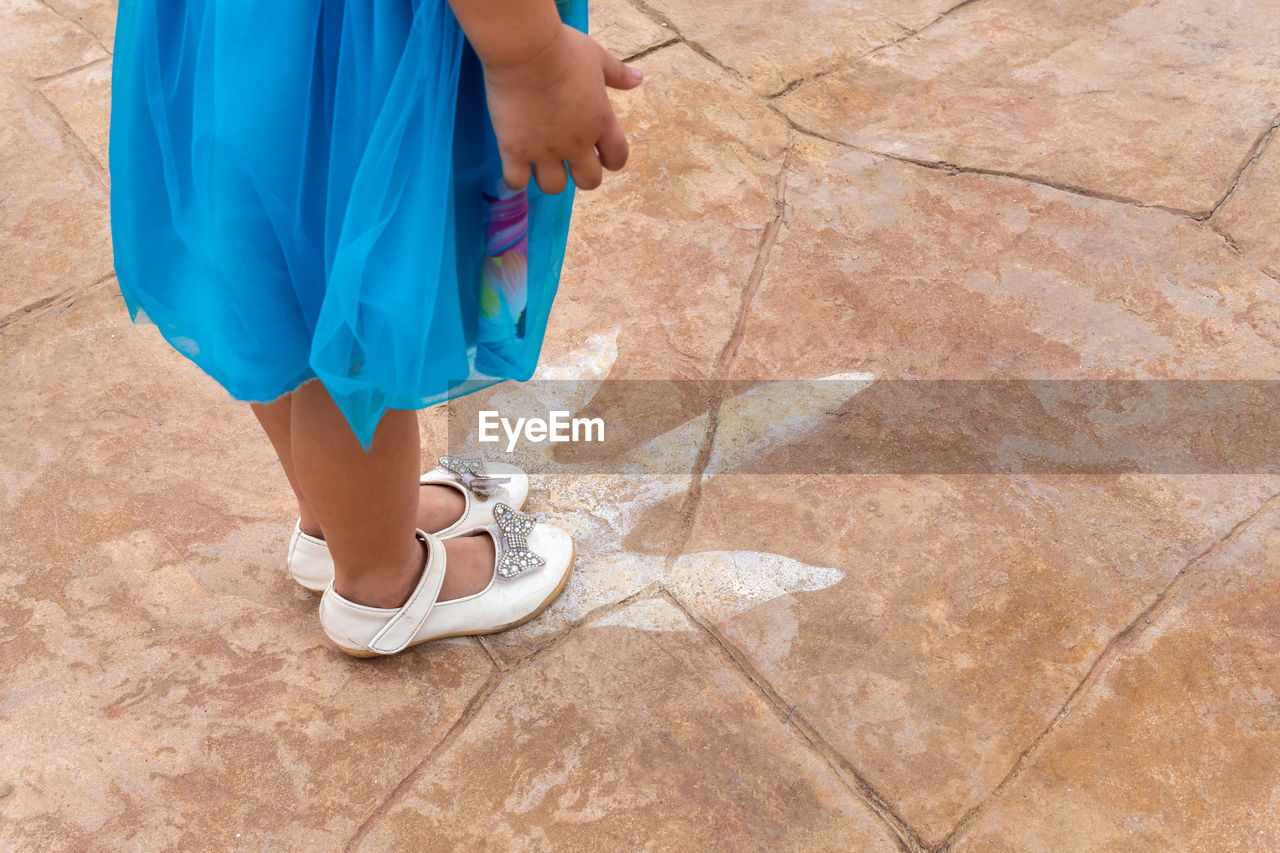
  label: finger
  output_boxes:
[502,157,532,192]
[596,121,630,172]
[532,159,569,195]
[568,152,603,191]
[600,46,643,90]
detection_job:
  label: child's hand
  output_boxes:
[481,24,642,194]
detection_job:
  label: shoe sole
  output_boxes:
[334,542,576,659]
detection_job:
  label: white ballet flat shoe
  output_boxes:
[286,455,529,593]
[317,503,575,658]
[287,526,333,593]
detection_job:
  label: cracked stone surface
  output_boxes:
[355,598,902,851]
[0,76,112,320]
[639,0,960,96]
[0,0,107,78]
[39,0,117,48]
[950,498,1280,852]
[728,137,1280,382]
[776,0,1280,212]
[680,473,1280,846]
[40,58,112,174]
[1215,134,1280,278]
[6,0,1280,847]
[590,0,671,59]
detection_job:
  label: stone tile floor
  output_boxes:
[3,0,1280,849]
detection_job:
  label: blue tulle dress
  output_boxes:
[109,0,585,448]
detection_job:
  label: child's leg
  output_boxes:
[288,379,493,608]
[253,394,468,541]
[250,395,323,537]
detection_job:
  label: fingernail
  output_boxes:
[630,67,643,83]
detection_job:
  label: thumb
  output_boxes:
[600,47,643,90]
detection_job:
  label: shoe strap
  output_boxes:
[367,531,447,655]
[421,473,474,535]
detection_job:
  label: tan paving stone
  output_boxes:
[729,137,1280,382]
[590,0,670,59]
[689,130,1280,845]
[1215,132,1280,277]
[641,0,957,96]
[776,0,1280,212]
[679,473,1279,846]
[0,0,107,78]
[356,597,902,851]
[40,57,111,173]
[549,43,792,379]
[950,499,1280,852]
[0,284,291,599]
[41,0,116,49]
[0,546,490,850]
[0,76,111,321]
[0,287,495,849]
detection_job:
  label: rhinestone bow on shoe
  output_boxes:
[437,455,511,498]
[492,502,545,578]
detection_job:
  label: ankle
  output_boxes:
[417,484,467,534]
[437,534,496,602]
[333,537,426,609]
[298,511,324,540]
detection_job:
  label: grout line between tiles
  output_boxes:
[1,289,78,331]
[664,144,794,561]
[767,104,1214,217]
[30,86,111,191]
[768,0,987,99]
[0,275,114,332]
[344,585,673,847]
[624,0,983,102]
[1205,111,1280,223]
[939,487,1280,851]
[767,101,1280,285]
[471,635,501,668]
[479,584,662,670]
[622,37,680,64]
[659,589,929,853]
[626,0,749,89]
[1205,223,1280,285]
[711,144,791,377]
[343,666,505,852]
[621,0,1277,249]
[30,53,111,85]
[663,386,719,567]
[35,0,112,56]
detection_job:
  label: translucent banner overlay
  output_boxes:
[444,379,1280,474]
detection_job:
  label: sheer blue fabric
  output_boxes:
[110,0,585,448]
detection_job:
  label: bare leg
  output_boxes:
[288,380,493,608]
[252,395,467,541]
[251,394,323,537]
